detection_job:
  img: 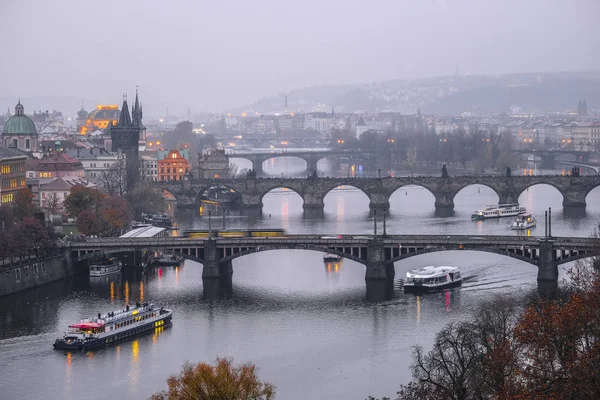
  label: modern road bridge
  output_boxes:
[61,234,599,287]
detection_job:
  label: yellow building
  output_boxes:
[79,105,120,134]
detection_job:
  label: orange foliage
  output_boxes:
[151,358,275,400]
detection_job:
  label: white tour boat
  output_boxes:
[403,266,462,292]
[511,213,537,230]
[89,258,122,277]
[53,302,172,351]
[471,203,526,220]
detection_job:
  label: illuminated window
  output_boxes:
[1,165,10,174]
[9,179,17,188]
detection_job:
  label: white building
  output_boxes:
[141,154,158,181]
[39,176,96,209]
[65,147,122,180]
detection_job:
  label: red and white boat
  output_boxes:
[53,302,172,351]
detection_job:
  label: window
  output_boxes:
[1,165,10,174]
[33,264,38,274]
[41,262,46,273]
[9,179,17,188]
[25,139,30,149]
[40,172,52,178]
[15,268,21,281]
[1,193,13,203]
[24,266,29,277]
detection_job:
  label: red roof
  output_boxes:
[69,322,105,329]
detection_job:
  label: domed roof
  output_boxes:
[77,107,88,117]
[2,101,37,137]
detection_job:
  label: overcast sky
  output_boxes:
[1,0,599,115]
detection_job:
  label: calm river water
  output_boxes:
[1,158,599,400]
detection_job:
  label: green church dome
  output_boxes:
[2,101,37,137]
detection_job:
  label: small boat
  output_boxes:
[511,213,537,230]
[323,253,342,262]
[141,212,173,228]
[471,203,526,220]
[89,258,122,277]
[131,221,152,229]
[53,302,173,351]
[403,266,462,292]
[150,253,183,266]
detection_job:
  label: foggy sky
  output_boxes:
[1,0,599,115]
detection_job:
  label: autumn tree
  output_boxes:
[13,217,50,259]
[76,209,102,236]
[127,181,166,218]
[101,195,132,232]
[13,187,34,220]
[64,186,105,218]
[151,358,275,400]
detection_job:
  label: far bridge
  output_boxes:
[61,235,599,300]
[161,175,600,217]
[228,149,376,176]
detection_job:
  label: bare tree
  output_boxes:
[42,192,63,215]
[100,157,127,196]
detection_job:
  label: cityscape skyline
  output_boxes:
[1,0,599,115]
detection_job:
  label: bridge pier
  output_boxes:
[369,201,389,217]
[202,240,233,300]
[253,161,264,177]
[537,240,558,283]
[364,240,395,302]
[240,193,263,217]
[306,156,319,175]
[562,190,587,209]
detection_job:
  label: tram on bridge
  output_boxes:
[183,229,287,238]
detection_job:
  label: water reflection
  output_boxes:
[416,296,421,322]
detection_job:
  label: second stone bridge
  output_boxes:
[162,175,600,216]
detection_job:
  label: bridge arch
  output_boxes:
[516,182,565,210]
[220,246,367,266]
[389,247,538,266]
[585,184,600,204]
[388,183,437,213]
[261,155,308,176]
[260,186,305,215]
[452,183,500,208]
[322,184,370,216]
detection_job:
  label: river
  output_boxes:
[1,158,599,400]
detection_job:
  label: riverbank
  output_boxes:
[0,256,74,297]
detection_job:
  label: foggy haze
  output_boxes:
[1,0,599,115]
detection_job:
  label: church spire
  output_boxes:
[118,94,132,127]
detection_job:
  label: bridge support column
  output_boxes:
[303,193,324,218]
[202,240,233,300]
[434,192,454,213]
[240,193,263,217]
[498,191,518,205]
[365,240,394,302]
[537,240,558,283]
[369,192,389,217]
[253,161,264,177]
[562,190,587,209]
[306,156,319,175]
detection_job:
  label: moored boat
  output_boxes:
[403,265,462,292]
[471,203,526,220]
[141,212,173,228]
[53,302,173,351]
[511,213,537,230]
[150,253,183,266]
[323,253,342,262]
[89,258,122,277]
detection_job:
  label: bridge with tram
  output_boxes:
[61,234,599,300]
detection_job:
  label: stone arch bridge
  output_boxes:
[161,175,600,216]
[228,150,374,176]
[62,234,599,299]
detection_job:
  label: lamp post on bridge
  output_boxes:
[222,205,226,230]
[373,210,377,240]
[383,208,387,237]
[208,210,212,238]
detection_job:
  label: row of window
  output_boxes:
[159,176,187,181]
[114,312,156,329]
[1,163,25,174]
[1,193,13,204]
[87,163,113,168]
[11,262,47,282]
[160,168,190,174]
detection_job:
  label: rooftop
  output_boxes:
[120,226,166,238]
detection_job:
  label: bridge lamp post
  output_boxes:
[208,211,212,238]
[383,208,387,237]
[222,205,226,230]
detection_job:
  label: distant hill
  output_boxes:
[244,71,600,115]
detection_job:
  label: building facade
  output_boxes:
[65,147,121,179]
[1,101,39,152]
[80,105,120,135]
[198,149,229,179]
[158,150,190,181]
[39,176,96,210]
[0,147,28,204]
[141,154,158,181]
[26,152,85,179]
